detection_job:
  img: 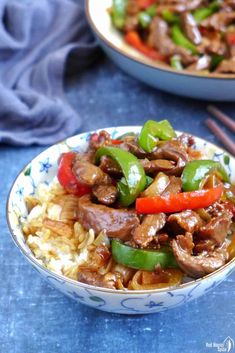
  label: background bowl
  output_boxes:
[86,0,235,101]
[7,126,235,314]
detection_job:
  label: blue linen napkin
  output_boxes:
[0,0,99,146]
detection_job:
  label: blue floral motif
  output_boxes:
[46,275,66,285]
[39,158,52,174]
[204,280,221,293]
[16,186,24,199]
[145,301,164,309]
[67,291,85,301]
[84,289,106,307]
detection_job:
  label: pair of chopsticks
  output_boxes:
[206,105,235,156]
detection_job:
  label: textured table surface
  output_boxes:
[1,54,235,353]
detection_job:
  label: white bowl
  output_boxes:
[7,126,235,314]
[86,0,235,101]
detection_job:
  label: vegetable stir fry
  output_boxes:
[110,0,235,73]
[24,120,235,290]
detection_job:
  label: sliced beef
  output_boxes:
[99,156,122,176]
[151,140,188,163]
[150,140,188,175]
[172,233,229,278]
[177,133,195,147]
[201,12,235,32]
[74,151,95,164]
[167,210,203,236]
[181,11,202,45]
[72,161,111,187]
[133,213,166,247]
[77,195,139,240]
[119,139,147,158]
[77,270,116,289]
[92,184,117,206]
[198,213,232,246]
[161,176,182,195]
[148,16,176,56]
[126,0,140,15]
[200,32,227,56]
[216,59,235,73]
[89,130,112,150]
[140,159,176,175]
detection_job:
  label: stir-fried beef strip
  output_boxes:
[77,195,140,240]
[197,213,232,246]
[167,210,203,236]
[133,213,166,247]
[201,12,235,32]
[119,138,148,158]
[99,156,122,176]
[89,130,112,150]
[172,233,229,278]
[92,184,118,205]
[73,160,112,187]
[181,12,202,45]
[140,159,176,175]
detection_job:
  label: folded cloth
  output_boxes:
[0,0,99,146]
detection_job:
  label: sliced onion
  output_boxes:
[43,218,73,238]
[60,195,78,221]
[93,231,110,247]
[130,269,183,290]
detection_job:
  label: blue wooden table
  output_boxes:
[1,55,235,353]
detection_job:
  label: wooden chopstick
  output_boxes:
[207,105,235,133]
[206,118,235,156]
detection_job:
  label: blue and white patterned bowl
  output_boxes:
[7,126,235,314]
[86,0,235,101]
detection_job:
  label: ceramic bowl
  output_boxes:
[86,0,235,101]
[7,126,235,314]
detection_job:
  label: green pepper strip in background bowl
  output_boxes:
[138,4,157,28]
[112,240,179,271]
[96,146,146,207]
[170,55,183,70]
[162,9,180,24]
[171,24,198,55]
[181,160,230,192]
[111,0,127,30]
[193,1,220,23]
[138,119,176,153]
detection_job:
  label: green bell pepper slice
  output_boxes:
[210,54,224,71]
[162,9,180,24]
[111,0,127,30]
[96,146,146,206]
[193,2,220,23]
[182,160,230,192]
[171,24,198,55]
[170,55,183,70]
[138,119,176,153]
[138,5,157,28]
[112,240,179,270]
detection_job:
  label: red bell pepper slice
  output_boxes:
[57,152,91,196]
[136,185,223,214]
[111,139,123,145]
[226,32,235,46]
[124,31,167,62]
[137,0,155,9]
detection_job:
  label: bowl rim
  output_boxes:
[6,126,235,295]
[85,0,235,81]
